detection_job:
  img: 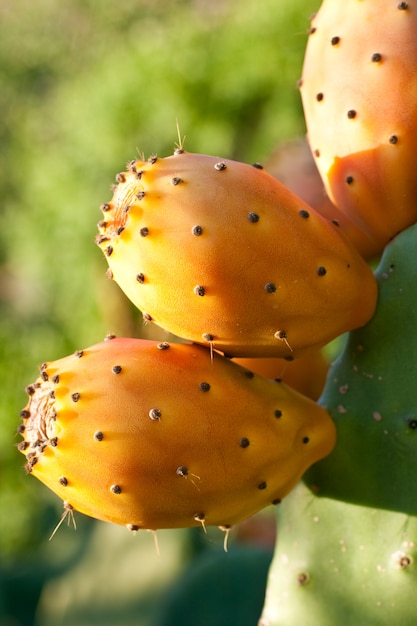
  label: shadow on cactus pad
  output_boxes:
[305,221,417,515]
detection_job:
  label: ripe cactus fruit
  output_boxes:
[96,151,377,358]
[18,337,336,531]
[300,0,417,255]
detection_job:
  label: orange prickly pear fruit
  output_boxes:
[96,151,377,358]
[234,347,329,402]
[300,0,417,256]
[18,337,336,532]
[265,138,380,260]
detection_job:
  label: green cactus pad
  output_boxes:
[304,221,417,515]
[261,482,417,626]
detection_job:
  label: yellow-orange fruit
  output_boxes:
[18,338,336,531]
[96,151,377,358]
[300,0,417,254]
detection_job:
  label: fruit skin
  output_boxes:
[18,337,336,531]
[96,151,377,358]
[233,347,329,402]
[300,0,417,256]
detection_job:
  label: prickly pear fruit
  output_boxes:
[234,347,329,401]
[18,337,336,531]
[300,0,417,255]
[96,151,377,358]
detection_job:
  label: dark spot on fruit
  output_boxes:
[408,419,417,430]
[71,392,80,403]
[94,431,104,441]
[303,436,310,444]
[264,282,277,293]
[331,36,340,45]
[100,203,111,212]
[110,484,122,494]
[299,209,310,218]
[194,285,206,296]
[284,355,294,362]
[371,53,382,62]
[117,226,125,236]
[25,385,35,396]
[127,523,140,531]
[240,437,250,448]
[275,330,287,340]
[317,266,327,276]
[19,409,30,419]
[297,573,310,585]
[346,175,354,185]
[258,481,267,490]
[105,333,116,341]
[248,212,260,223]
[314,149,320,157]
[148,155,158,164]
[50,437,58,447]
[389,135,398,144]
[18,441,29,451]
[275,409,283,418]
[143,312,153,322]
[105,245,113,257]
[316,92,324,102]
[194,512,205,521]
[214,162,227,171]
[49,390,55,399]
[245,370,255,379]
[192,225,203,236]
[112,365,122,374]
[96,234,110,245]
[116,173,126,183]
[171,177,183,185]
[140,227,149,237]
[149,408,161,420]
[136,191,145,200]
[157,342,170,350]
[347,110,357,119]
[272,498,282,505]
[136,273,145,283]
[398,1,409,8]
[252,162,264,169]
[176,466,188,477]
[97,220,107,229]
[399,555,412,568]
[199,382,211,392]
[136,169,143,179]
[202,333,214,342]
[52,375,59,384]
[59,476,68,487]
[74,350,84,358]
[309,26,316,34]
[174,148,185,155]
[127,160,137,172]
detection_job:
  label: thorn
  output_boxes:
[219,525,231,552]
[175,118,186,153]
[49,501,76,541]
[148,529,160,558]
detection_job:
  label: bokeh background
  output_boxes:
[1,1,319,623]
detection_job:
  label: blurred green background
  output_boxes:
[1,0,317,623]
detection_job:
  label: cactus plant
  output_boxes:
[15,1,417,624]
[261,221,417,626]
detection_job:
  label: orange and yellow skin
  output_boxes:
[19,338,336,531]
